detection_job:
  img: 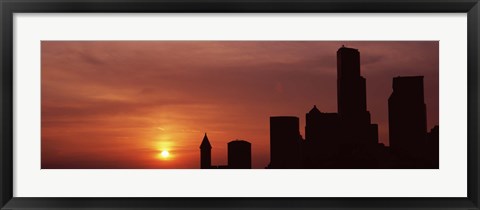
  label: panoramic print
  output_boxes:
[41,41,439,169]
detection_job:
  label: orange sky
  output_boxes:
[41,41,439,169]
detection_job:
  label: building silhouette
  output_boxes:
[337,46,379,146]
[199,133,212,169]
[228,140,252,169]
[337,46,368,124]
[388,76,428,165]
[269,116,302,169]
[199,135,252,169]
[199,46,439,169]
[426,126,439,168]
[265,46,438,169]
[305,106,340,143]
[303,107,341,168]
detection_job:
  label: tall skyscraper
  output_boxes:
[388,76,427,160]
[269,116,301,168]
[337,46,369,125]
[336,46,377,144]
[199,133,212,169]
[228,140,252,169]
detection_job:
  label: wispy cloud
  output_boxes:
[41,41,439,169]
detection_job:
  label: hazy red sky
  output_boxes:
[41,41,438,169]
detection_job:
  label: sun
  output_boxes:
[160,150,170,158]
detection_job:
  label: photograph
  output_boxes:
[2,0,478,209]
[41,41,439,169]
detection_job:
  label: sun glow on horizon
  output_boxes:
[41,41,439,169]
[160,150,170,159]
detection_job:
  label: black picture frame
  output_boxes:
[1,0,479,209]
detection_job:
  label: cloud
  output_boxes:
[41,41,439,168]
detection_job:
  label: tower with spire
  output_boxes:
[199,133,212,169]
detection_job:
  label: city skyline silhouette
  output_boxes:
[41,41,439,169]
[200,46,438,169]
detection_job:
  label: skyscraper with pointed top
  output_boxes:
[199,133,212,169]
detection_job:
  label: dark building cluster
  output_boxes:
[200,46,439,169]
[200,133,252,169]
[267,46,439,169]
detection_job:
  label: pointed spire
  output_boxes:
[308,105,321,114]
[200,132,212,149]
